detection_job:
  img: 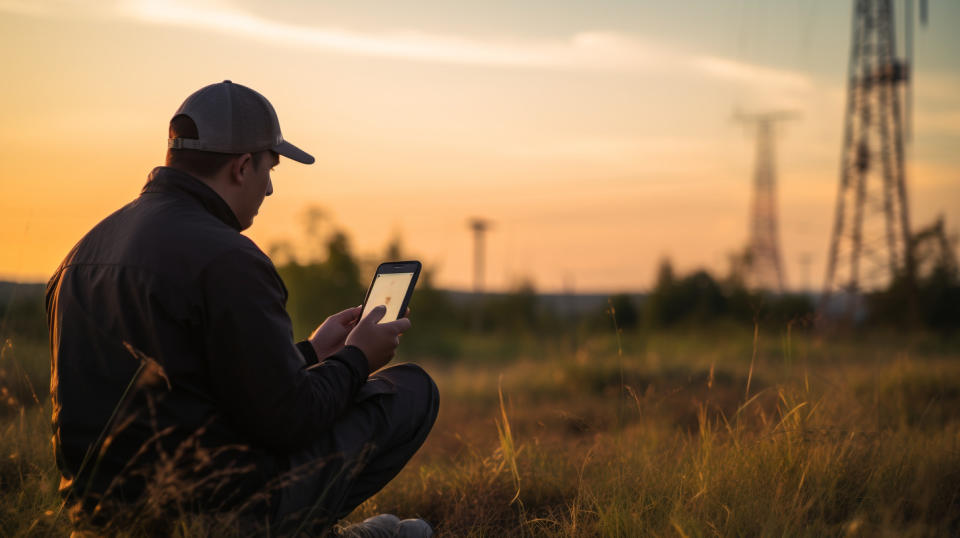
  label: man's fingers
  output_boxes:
[381,317,412,334]
[333,305,363,323]
[364,304,387,324]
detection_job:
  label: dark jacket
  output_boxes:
[46,166,369,512]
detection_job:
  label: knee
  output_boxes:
[411,364,439,407]
[423,367,439,421]
[417,366,439,437]
[381,363,439,425]
[405,363,440,414]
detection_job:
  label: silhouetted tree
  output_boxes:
[607,293,639,330]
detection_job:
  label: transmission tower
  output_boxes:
[468,217,491,332]
[736,110,796,293]
[822,0,927,314]
[798,252,814,293]
[468,217,491,294]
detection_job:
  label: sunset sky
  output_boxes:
[1,0,958,293]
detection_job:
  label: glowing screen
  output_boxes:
[362,272,414,323]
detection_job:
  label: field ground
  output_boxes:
[2,327,959,536]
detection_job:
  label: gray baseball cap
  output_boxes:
[168,80,314,164]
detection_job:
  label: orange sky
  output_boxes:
[1,1,958,292]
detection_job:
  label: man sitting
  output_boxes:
[46,80,438,536]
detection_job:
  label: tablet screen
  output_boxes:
[362,272,415,323]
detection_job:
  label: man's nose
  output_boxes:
[266,178,273,196]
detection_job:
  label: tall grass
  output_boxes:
[352,328,960,536]
[2,326,960,536]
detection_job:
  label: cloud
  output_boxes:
[692,56,813,94]
[121,0,549,67]
[0,0,116,17]
[0,0,52,16]
[915,110,960,136]
[122,0,811,91]
[912,73,960,136]
[0,0,814,95]
[118,0,675,72]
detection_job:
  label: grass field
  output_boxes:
[2,325,959,536]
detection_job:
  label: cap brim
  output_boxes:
[274,140,315,164]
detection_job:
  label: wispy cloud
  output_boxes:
[692,56,812,94]
[915,110,960,136]
[2,0,813,94]
[122,0,811,92]
[0,0,117,17]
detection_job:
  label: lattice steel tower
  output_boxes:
[822,0,926,312]
[737,111,795,293]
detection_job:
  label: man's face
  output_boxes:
[237,151,279,230]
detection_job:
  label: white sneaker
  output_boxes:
[338,514,433,538]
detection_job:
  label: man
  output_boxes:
[46,81,438,537]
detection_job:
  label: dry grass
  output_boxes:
[351,329,960,537]
[2,327,960,536]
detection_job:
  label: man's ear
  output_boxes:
[228,153,253,185]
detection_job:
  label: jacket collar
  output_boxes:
[142,167,242,231]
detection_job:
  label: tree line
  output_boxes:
[1,214,956,356]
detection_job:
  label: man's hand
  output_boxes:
[308,306,362,360]
[345,305,412,372]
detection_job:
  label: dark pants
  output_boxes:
[273,363,439,533]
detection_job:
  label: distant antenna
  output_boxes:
[822,0,928,317]
[468,218,491,294]
[735,109,798,293]
[797,252,814,293]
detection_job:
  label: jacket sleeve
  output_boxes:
[199,245,370,451]
[296,340,320,366]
